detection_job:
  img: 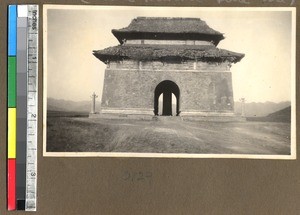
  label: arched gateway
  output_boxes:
[154,80,180,116]
[92,17,244,119]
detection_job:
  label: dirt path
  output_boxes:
[46,117,291,155]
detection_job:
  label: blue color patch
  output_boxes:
[8,5,17,56]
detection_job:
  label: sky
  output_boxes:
[45,6,295,103]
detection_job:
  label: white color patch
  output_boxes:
[17,5,28,17]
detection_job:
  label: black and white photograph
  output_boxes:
[43,5,296,159]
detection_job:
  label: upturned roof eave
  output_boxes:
[93,45,244,64]
[93,54,244,64]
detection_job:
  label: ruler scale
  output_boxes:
[25,5,39,211]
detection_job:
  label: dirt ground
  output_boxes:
[46,116,291,155]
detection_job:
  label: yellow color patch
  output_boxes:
[8,108,16,159]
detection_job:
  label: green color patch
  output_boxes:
[8,57,16,107]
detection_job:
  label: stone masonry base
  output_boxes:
[89,109,245,122]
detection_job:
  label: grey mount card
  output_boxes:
[0,1,299,215]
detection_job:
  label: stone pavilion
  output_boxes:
[93,17,244,119]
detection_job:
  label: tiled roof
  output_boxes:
[93,44,244,63]
[113,17,223,35]
[112,17,225,45]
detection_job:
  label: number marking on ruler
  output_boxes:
[25,5,38,212]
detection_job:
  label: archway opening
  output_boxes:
[154,80,180,116]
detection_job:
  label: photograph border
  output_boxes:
[42,5,296,159]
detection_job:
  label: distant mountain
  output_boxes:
[234,101,291,117]
[47,98,101,113]
[266,106,291,122]
[48,98,291,117]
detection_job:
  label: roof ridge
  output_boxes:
[112,16,225,45]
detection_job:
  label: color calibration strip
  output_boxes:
[8,5,17,211]
[17,5,28,210]
[7,5,39,211]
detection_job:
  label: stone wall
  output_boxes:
[101,60,234,115]
[109,60,230,72]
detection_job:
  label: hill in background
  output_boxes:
[234,101,290,117]
[47,98,291,118]
[47,98,101,113]
[265,106,291,122]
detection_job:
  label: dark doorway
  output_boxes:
[154,80,180,116]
